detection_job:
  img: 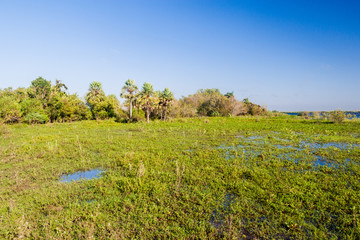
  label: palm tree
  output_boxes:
[139,82,155,123]
[85,81,106,120]
[120,79,138,119]
[159,88,174,121]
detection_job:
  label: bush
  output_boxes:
[168,100,197,118]
[210,111,220,117]
[330,109,346,124]
[0,96,22,123]
[25,112,49,124]
[131,109,146,122]
[119,109,146,123]
[249,104,266,116]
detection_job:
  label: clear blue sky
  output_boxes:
[1,0,359,111]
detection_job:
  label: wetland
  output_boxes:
[0,116,359,239]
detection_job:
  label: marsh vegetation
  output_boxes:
[0,116,359,239]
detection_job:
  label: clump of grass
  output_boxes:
[137,162,145,178]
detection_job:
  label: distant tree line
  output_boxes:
[0,77,267,124]
[292,110,357,123]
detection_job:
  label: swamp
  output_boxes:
[0,116,360,239]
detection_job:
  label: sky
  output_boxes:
[0,0,359,111]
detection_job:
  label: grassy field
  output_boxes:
[1,116,360,239]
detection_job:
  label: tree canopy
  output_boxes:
[0,77,267,124]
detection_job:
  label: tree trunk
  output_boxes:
[146,108,150,123]
[164,105,168,121]
[129,99,133,119]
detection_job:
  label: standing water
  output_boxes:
[60,169,104,183]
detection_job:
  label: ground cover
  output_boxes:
[0,116,359,239]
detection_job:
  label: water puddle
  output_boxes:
[60,169,104,183]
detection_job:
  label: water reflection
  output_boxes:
[60,169,104,183]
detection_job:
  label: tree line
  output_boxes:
[0,77,267,124]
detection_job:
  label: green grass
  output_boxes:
[1,116,360,239]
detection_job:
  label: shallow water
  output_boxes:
[210,193,236,231]
[313,156,333,168]
[273,144,293,150]
[60,169,104,183]
[300,141,360,150]
[220,134,359,169]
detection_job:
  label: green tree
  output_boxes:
[67,94,92,121]
[196,89,230,116]
[159,88,174,121]
[120,79,138,119]
[106,94,122,119]
[173,89,250,117]
[85,81,106,120]
[139,83,156,123]
[30,77,51,101]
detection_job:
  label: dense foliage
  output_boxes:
[169,90,266,118]
[0,78,91,124]
[0,77,267,124]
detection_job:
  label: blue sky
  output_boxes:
[0,0,359,111]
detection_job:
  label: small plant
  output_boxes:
[330,109,346,124]
[137,162,145,178]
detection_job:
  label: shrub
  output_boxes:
[209,111,220,117]
[0,96,22,123]
[168,100,197,118]
[249,104,266,116]
[25,112,49,124]
[119,109,146,123]
[330,109,346,124]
